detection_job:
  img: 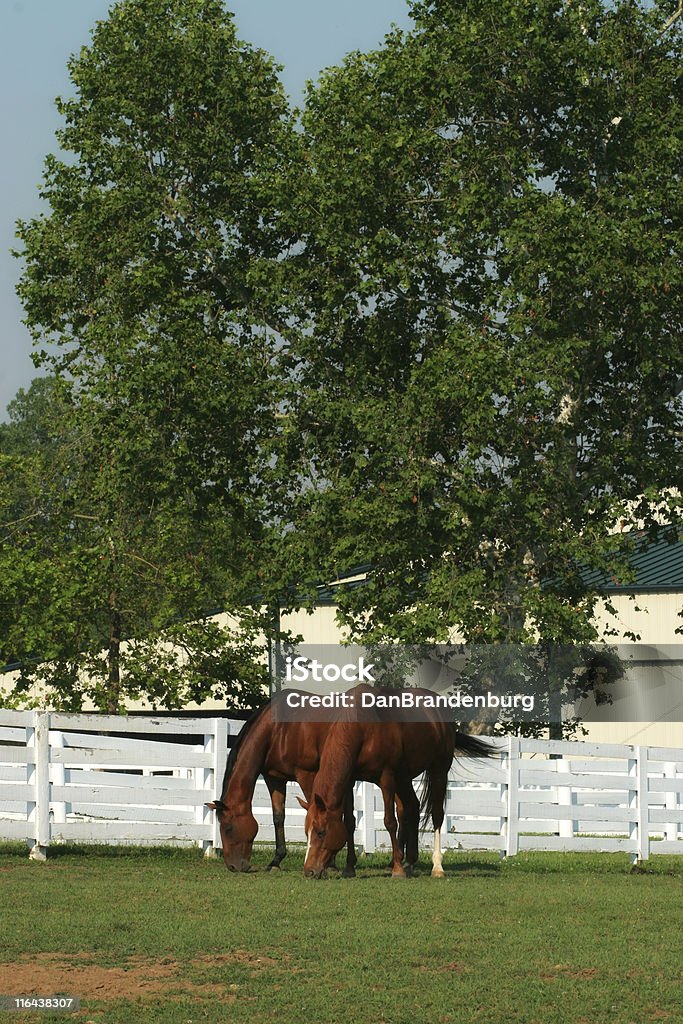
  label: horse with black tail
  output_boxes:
[298,687,494,879]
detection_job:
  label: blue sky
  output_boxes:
[0,0,414,418]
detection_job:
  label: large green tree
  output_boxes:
[8,0,300,711]
[6,0,682,726]
[280,0,682,653]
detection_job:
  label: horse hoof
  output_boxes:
[431,869,446,879]
[269,865,281,873]
[391,871,407,880]
[342,868,356,878]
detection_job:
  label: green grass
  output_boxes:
[1,842,682,1024]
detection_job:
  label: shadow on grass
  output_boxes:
[0,841,206,862]
[266,850,504,880]
[4,841,681,878]
[441,858,502,876]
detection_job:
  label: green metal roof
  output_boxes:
[306,565,374,605]
[581,532,683,593]
[312,534,683,603]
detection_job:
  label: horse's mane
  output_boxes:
[220,699,272,793]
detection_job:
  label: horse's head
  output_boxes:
[298,793,348,879]
[206,799,258,872]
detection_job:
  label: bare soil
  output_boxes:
[0,950,278,1003]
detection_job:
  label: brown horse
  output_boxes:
[299,686,493,879]
[207,693,361,873]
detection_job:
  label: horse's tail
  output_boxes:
[420,728,496,829]
[451,729,497,759]
[418,767,441,830]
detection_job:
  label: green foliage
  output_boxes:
[4,0,681,724]
[280,0,682,651]
[0,374,271,711]
[6,0,300,711]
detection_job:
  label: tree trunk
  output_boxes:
[106,602,122,714]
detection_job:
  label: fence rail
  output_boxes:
[1,711,682,862]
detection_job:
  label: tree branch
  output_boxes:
[659,1,682,36]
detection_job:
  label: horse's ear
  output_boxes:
[296,796,309,811]
[206,800,224,811]
[314,793,327,813]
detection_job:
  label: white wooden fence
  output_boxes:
[0,710,227,860]
[1,710,682,862]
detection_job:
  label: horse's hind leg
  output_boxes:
[396,781,419,877]
[266,777,287,870]
[429,769,449,878]
[380,773,406,878]
[396,791,406,861]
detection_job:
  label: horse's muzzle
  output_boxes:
[226,860,254,873]
[304,867,328,880]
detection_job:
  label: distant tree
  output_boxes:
[0,377,68,680]
[0,377,65,457]
[7,0,299,711]
[0,373,273,711]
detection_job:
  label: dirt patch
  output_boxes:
[201,950,280,967]
[418,961,466,974]
[540,965,598,981]
[0,950,280,1003]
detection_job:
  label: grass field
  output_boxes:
[1,842,682,1024]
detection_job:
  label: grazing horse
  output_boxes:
[206,694,361,873]
[299,686,493,879]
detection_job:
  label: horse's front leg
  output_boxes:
[341,787,357,877]
[296,769,344,869]
[265,776,287,870]
[379,772,405,878]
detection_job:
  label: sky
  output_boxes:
[0,0,414,420]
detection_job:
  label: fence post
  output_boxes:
[27,711,50,861]
[504,736,520,858]
[628,745,649,865]
[557,758,577,840]
[200,718,228,858]
[664,762,678,843]
[360,781,375,854]
[51,729,66,826]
